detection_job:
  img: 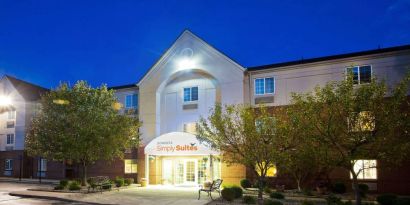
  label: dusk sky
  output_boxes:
[1,0,409,89]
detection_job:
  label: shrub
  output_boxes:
[114,177,125,187]
[377,194,398,205]
[396,197,410,205]
[243,195,257,204]
[68,181,81,191]
[264,186,272,194]
[227,185,243,198]
[332,182,346,194]
[303,188,314,196]
[59,179,69,188]
[358,184,369,198]
[124,178,134,186]
[263,199,283,205]
[269,192,285,199]
[54,184,65,190]
[326,194,342,205]
[240,179,252,189]
[301,200,315,205]
[221,188,235,201]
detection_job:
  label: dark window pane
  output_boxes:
[184,88,191,102]
[360,66,371,84]
[347,67,359,84]
[191,87,198,101]
[265,78,275,93]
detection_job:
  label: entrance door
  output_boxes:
[184,159,197,185]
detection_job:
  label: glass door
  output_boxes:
[162,159,173,184]
[184,159,197,184]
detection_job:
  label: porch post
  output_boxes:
[145,154,149,185]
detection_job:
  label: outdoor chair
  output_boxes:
[87,176,112,193]
[198,179,223,200]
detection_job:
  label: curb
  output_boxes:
[9,192,115,205]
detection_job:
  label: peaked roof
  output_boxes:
[137,29,245,86]
[1,75,49,101]
[248,44,410,71]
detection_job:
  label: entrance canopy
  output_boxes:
[144,132,219,156]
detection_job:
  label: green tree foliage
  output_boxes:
[289,74,410,205]
[197,104,291,201]
[26,81,140,185]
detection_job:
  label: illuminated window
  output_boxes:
[349,111,375,132]
[6,134,14,145]
[184,123,197,134]
[124,159,137,174]
[351,160,377,180]
[37,159,47,177]
[255,77,275,95]
[8,111,15,120]
[5,159,13,171]
[256,162,277,177]
[346,65,372,85]
[125,94,138,108]
[184,87,198,102]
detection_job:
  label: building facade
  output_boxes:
[0,30,409,194]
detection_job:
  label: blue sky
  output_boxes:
[1,0,409,88]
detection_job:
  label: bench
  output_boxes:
[198,179,223,200]
[87,176,112,193]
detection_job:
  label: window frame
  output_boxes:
[7,111,16,120]
[254,77,275,96]
[346,65,372,85]
[351,159,377,180]
[38,159,47,172]
[124,159,138,174]
[125,94,138,109]
[6,134,14,145]
[183,86,199,103]
[5,159,13,171]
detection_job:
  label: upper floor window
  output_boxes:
[351,159,377,180]
[255,77,275,95]
[6,134,14,145]
[5,159,13,171]
[349,111,375,132]
[7,111,15,120]
[347,65,372,85]
[184,87,198,102]
[125,94,138,108]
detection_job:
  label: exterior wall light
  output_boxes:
[0,95,12,106]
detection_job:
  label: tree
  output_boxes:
[197,104,291,202]
[26,81,140,185]
[290,74,410,205]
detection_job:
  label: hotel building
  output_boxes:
[0,30,409,194]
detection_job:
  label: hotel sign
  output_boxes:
[145,132,219,156]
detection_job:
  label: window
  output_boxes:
[347,65,372,85]
[183,87,198,102]
[125,94,138,108]
[8,111,15,120]
[38,159,47,172]
[256,162,277,177]
[349,111,375,132]
[124,159,137,174]
[183,123,197,134]
[6,121,14,128]
[5,159,13,171]
[6,134,14,145]
[255,77,275,95]
[351,160,377,180]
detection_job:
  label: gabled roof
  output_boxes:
[1,75,49,101]
[108,83,138,90]
[247,44,410,71]
[137,29,245,86]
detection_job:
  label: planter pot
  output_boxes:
[141,178,147,187]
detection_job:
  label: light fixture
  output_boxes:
[177,57,197,69]
[0,95,11,106]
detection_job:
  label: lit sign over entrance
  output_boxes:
[145,132,219,156]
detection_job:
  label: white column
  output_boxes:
[145,154,149,185]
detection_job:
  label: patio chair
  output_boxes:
[198,179,223,200]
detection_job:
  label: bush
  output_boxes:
[227,185,243,198]
[68,181,81,191]
[240,179,252,189]
[264,186,272,194]
[332,182,346,194]
[301,200,315,205]
[243,195,257,204]
[396,197,410,205]
[358,184,369,198]
[54,184,65,190]
[221,188,235,201]
[263,199,283,205]
[115,177,125,187]
[377,194,398,205]
[303,188,314,196]
[59,179,69,188]
[269,192,285,199]
[124,178,134,186]
[326,194,342,205]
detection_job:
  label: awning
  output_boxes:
[144,132,219,156]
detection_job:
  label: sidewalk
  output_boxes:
[9,190,105,204]
[0,177,58,184]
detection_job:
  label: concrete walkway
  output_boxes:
[10,185,211,205]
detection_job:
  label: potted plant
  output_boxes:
[203,181,212,189]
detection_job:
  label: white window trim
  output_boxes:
[6,134,14,145]
[345,65,372,85]
[183,86,199,103]
[254,77,275,96]
[125,94,138,109]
